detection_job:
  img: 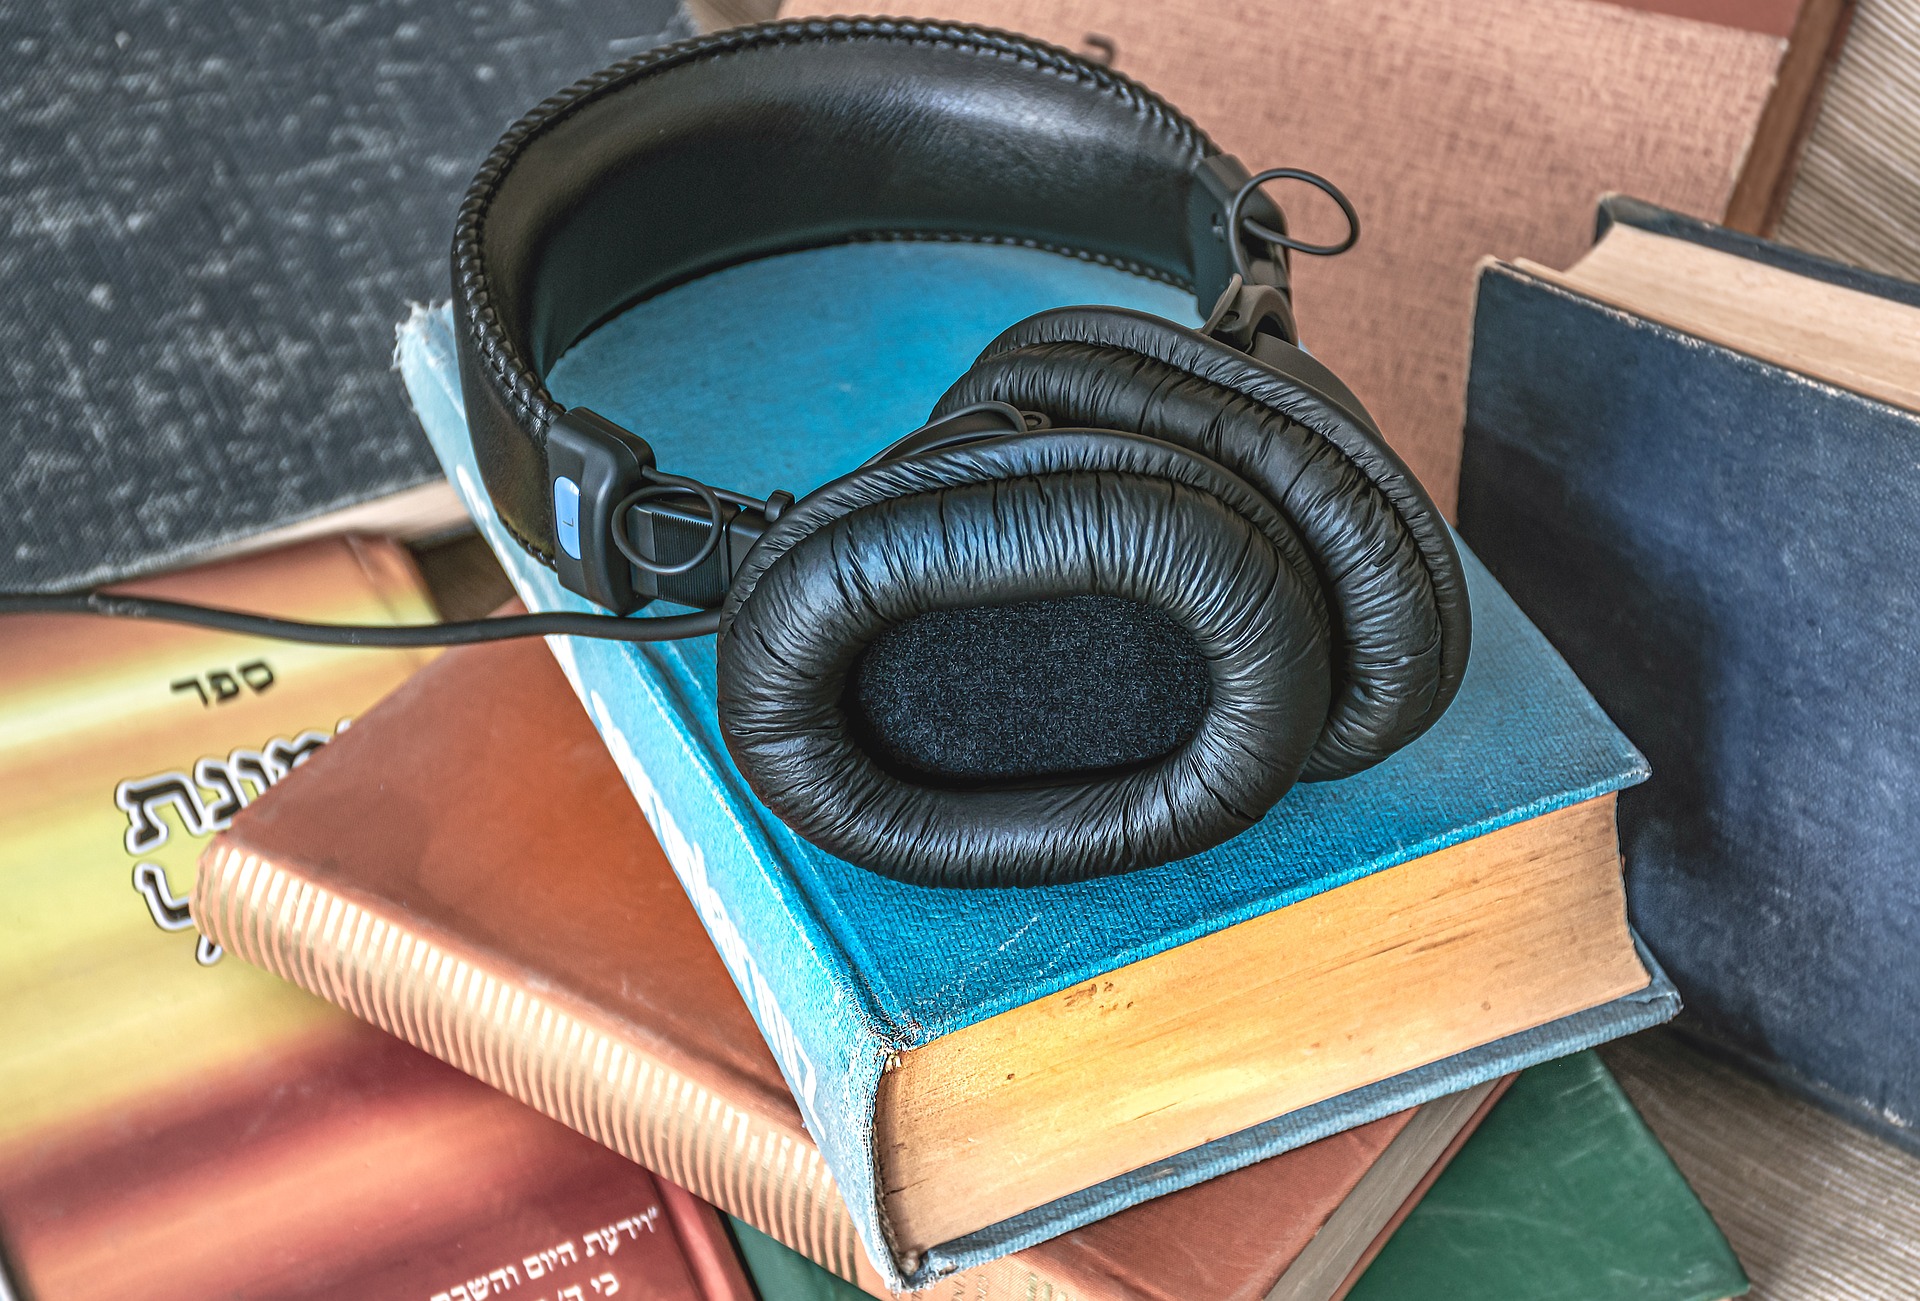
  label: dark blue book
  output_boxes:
[1459,196,1920,1154]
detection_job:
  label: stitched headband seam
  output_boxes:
[454,19,1216,450]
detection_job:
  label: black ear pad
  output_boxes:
[933,307,1470,781]
[714,432,1333,888]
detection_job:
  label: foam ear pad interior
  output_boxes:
[715,431,1332,887]
[934,307,1470,780]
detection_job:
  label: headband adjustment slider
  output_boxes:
[548,407,655,614]
[549,407,790,616]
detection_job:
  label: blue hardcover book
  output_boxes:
[395,242,1675,1290]
[1459,197,1920,1155]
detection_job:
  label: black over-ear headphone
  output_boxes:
[6,19,1468,887]
[453,18,1469,886]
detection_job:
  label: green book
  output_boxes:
[1350,1051,1747,1301]
[733,1050,1747,1300]
[730,1221,869,1301]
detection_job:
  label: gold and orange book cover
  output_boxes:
[0,536,750,1301]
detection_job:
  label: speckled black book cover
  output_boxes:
[1,0,690,591]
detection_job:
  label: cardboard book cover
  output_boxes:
[0,537,752,1301]
[395,238,1679,1288]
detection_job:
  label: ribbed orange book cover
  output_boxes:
[0,538,751,1301]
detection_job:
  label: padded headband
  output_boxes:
[451,17,1284,566]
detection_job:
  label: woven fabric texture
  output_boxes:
[1777,0,1920,281]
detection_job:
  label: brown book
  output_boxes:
[197,631,1507,1300]
[778,0,1850,512]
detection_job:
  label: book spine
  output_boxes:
[401,306,906,1282]
[193,841,879,1291]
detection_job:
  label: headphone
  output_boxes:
[7,19,1469,888]
[454,16,1469,887]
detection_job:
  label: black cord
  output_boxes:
[0,591,721,645]
[611,471,727,576]
[1229,167,1360,279]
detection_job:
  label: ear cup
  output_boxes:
[934,307,1470,780]
[715,431,1332,887]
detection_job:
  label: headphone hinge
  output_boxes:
[623,492,780,612]
[1190,154,1294,307]
[1203,276,1300,360]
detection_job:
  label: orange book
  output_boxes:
[777,0,1851,509]
[0,539,752,1301]
[199,626,1507,1301]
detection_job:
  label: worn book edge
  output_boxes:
[1272,1076,1510,1301]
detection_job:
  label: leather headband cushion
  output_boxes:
[451,18,1241,567]
[715,431,1332,887]
[934,307,1472,780]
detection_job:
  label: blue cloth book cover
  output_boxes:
[1460,197,1920,1156]
[396,243,1673,1288]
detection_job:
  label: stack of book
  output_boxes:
[0,526,1744,1300]
[22,181,1910,1297]
[6,1,1910,1297]
[197,628,1747,1301]
[381,243,1696,1292]
[34,115,1907,1301]
[200,219,1763,1298]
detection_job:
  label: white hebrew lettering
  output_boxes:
[131,862,194,931]
[263,730,329,777]
[226,749,277,803]
[116,773,209,853]
[193,756,248,824]
[116,728,344,962]
[616,1207,658,1238]
[117,728,339,855]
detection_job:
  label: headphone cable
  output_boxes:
[0,591,720,646]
